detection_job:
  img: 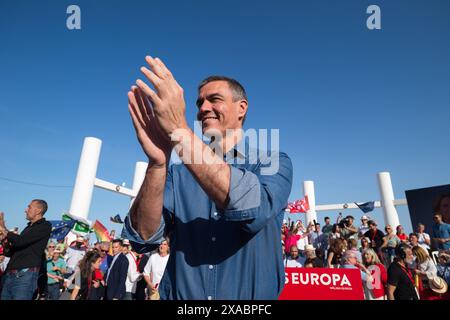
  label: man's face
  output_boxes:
[440,197,450,222]
[409,235,418,245]
[99,245,109,257]
[405,248,414,264]
[122,245,129,254]
[433,215,442,224]
[196,81,247,136]
[112,243,122,255]
[159,241,169,254]
[369,223,377,230]
[361,218,368,225]
[347,255,357,266]
[325,218,330,225]
[290,247,299,259]
[348,218,354,225]
[25,201,42,221]
[315,225,321,232]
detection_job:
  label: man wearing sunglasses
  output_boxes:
[98,241,113,276]
[432,213,450,251]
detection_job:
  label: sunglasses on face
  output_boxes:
[101,250,109,253]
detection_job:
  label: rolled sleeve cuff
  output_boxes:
[121,214,165,254]
[222,166,260,221]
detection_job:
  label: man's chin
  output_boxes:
[202,126,224,138]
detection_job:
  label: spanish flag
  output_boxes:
[92,220,112,242]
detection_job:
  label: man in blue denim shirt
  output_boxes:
[122,56,293,300]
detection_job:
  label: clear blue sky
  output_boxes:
[1,0,449,236]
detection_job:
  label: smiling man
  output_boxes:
[122,56,293,300]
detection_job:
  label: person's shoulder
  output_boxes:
[388,261,400,272]
[40,219,52,229]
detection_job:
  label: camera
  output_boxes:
[338,218,351,229]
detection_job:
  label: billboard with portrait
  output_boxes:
[405,184,450,250]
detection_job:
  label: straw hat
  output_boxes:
[429,276,448,295]
[304,244,315,251]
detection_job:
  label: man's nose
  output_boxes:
[198,100,213,115]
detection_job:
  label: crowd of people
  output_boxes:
[1,197,449,300]
[1,233,171,300]
[281,212,450,300]
[0,200,171,300]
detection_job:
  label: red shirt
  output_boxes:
[368,263,387,299]
[397,233,408,242]
[93,269,104,281]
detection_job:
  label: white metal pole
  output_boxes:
[130,161,148,208]
[304,180,317,225]
[69,137,102,220]
[377,172,400,229]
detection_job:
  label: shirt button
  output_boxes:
[209,265,214,270]
[208,296,212,300]
[211,237,216,242]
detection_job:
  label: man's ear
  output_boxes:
[237,99,248,122]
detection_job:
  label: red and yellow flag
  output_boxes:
[92,220,112,242]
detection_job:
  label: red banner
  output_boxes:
[279,268,364,300]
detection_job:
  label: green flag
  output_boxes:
[62,212,92,236]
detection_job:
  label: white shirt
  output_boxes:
[417,232,431,250]
[143,253,169,286]
[285,256,305,268]
[65,246,86,271]
[296,231,309,251]
[359,225,370,237]
[125,252,142,293]
[0,256,10,272]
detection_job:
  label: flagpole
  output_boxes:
[377,172,400,229]
[303,181,317,225]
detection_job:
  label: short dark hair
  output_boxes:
[198,75,248,124]
[409,232,419,238]
[368,220,377,226]
[324,217,330,221]
[32,199,48,215]
[346,215,355,220]
[112,239,123,246]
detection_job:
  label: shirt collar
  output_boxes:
[27,217,45,227]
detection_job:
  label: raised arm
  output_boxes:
[127,84,172,240]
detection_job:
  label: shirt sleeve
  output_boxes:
[222,152,293,234]
[143,255,152,276]
[6,222,51,249]
[126,255,141,283]
[387,265,399,287]
[121,166,175,253]
[73,268,81,289]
